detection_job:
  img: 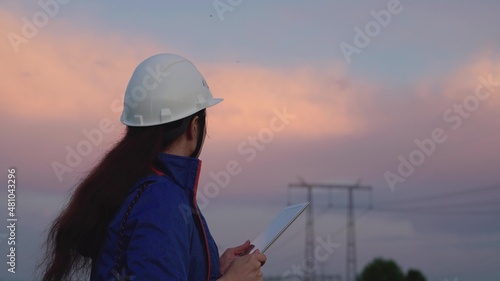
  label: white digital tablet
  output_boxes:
[251,202,310,253]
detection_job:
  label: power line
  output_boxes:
[275,183,499,278]
[368,184,500,215]
[373,184,500,206]
[313,199,500,214]
[372,207,500,215]
[379,199,500,210]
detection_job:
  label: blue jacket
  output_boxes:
[90,153,221,281]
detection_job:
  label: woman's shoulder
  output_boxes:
[128,174,193,212]
[121,175,197,234]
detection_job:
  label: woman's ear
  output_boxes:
[187,115,199,140]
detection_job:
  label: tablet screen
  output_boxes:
[251,202,309,253]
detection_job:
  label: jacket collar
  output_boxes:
[152,153,202,195]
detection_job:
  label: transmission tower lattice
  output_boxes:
[288,180,372,281]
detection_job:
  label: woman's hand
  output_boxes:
[219,249,267,281]
[220,240,255,275]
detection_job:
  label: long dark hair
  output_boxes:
[41,109,206,281]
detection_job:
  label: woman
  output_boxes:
[41,53,266,281]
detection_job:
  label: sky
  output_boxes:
[0,0,499,280]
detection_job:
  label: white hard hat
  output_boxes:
[120,53,223,126]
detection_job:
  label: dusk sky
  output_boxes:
[1,1,499,280]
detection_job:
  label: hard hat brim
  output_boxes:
[209,98,223,108]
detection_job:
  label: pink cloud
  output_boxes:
[201,63,387,142]
[1,6,388,146]
[2,6,500,193]
[0,9,161,123]
[416,52,500,108]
